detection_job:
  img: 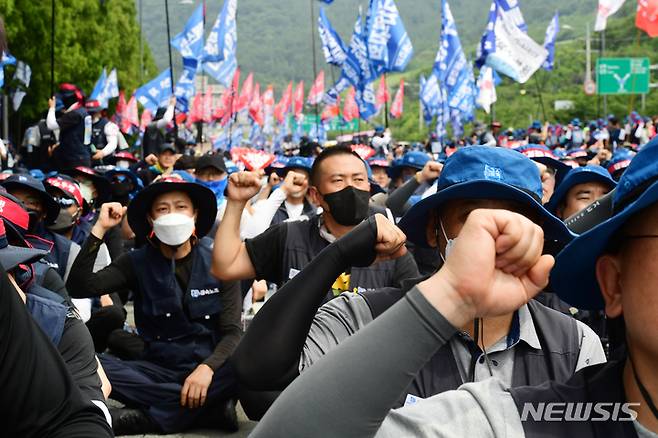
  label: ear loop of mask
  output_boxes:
[436,219,451,264]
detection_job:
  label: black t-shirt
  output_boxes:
[245,221,289,286]
[59,316,104,402]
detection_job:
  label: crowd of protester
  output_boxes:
[2,82,658,438]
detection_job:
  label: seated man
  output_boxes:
[547,165,617,220]
[233,147,605,418]
[213,145,419,295]
[66,177,241,435]
[251,137,658,437]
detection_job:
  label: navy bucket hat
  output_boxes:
[399,146,574,248]
[546,165,617,214]
[387,151,430,179]
[551,136,658,310]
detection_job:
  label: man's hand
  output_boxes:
[180,364,214,409]
[372,213,407,263]
[268,172,281,188]
[416,161,443,184]
[48,96,56,110]
[92,151,104,161]
[227,171,262,202]
[281,170,308,198]
[91,202,126,239]
[145,154,158,166]
[169,95,177,107]
[418,209,553,328]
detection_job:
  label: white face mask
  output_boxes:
[152,213,195,246]
[79,181,94,204]
[116,160,130,169]
[438,219,456,263]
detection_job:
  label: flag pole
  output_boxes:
[310,0,320,140]
[197,0,207,147]
[534,74,546,121]
[50,0,55,96]
[164,0,178,139]
[383,73,389,129]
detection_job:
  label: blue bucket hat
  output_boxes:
[284,156,313,173]
[551,136,658,310]
[607,148,635,180]
[387,151,430,179]
[398,146,574,248]
[546,165,617,214]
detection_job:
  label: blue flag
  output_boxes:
[213,130,228,150]
[318,7,347,66]
[174,58,199,113]
[171,3,205,60]
[542,12,559,71]
[419,73,440,126]
[135,69,172,113]
[476,0,528,68]
[98,68,119,108]
[366,0,414,75]
[203,0,237,63]
[434,0,476,131]
[230,125,243,148]
[90,68,107,101]
[342,9,377,120]
[0,52,16,89]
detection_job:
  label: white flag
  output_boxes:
[486,8,548,84]
[594,0,626,31]
[476,66,497,114]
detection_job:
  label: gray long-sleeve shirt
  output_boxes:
[252,288,655,438]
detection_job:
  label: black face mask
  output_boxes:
[48,209,79,232]
[27,209,40,233]
[112,181,133,199]
[321,186,370,226]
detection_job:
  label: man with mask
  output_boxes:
[2,173,81,280]
[195,153,229,210]
[139,142,178,186]
[66,177,241,435]
[213,145,419,295]
[44,175,124,352]
[85,100,120,165]
[105,167,143,207]
[251,136,658,438]
[234,146,605,420]
[46,83,92,170]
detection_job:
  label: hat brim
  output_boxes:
[1,181,61,225]
[550,179,658,310]
[546,172,616,214]
[0,245,47,271]
[531,157,570,187]
[399,180,575,249]
[127,181,217,240]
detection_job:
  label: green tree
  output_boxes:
[0,0,157,128]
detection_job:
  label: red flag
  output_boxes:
[307,71,325,105]
[237,72,254,112]
[293,81,305,117]
[229,68,241,117]
[139,109,152,132]
[342,87,359,122]
[390,79,404,119]
[637,0,658,37]
[375,75,389,109]
[321,96,341,122]
[113,91,127,126]
[249,83,264,126]
[274,81,293,123]
[189,93,203,124]
[203,87,213,123]
[122,93,139,133]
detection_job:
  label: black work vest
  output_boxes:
[270,200,317,227]
[361,280,581,407]
[26,287,68,346]
[510,359,639,437]
[55,107,91,169]
[128,239,224,368]
[91,117,109,151]
[26,230,73,280]
[281,214,401,293]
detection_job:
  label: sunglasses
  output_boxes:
[53,196,76,208]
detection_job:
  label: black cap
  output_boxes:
[159,143,177,154]
[1,174,60,225]
[195,154,227,174]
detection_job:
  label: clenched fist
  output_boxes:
[227,171,262,202]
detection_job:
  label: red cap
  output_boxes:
[0,193,30,231]
[45,176,84,208]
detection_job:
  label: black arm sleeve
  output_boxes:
[58,317,104,402]
[231,216,379,390]
[385,176,421,218]
[203,280,243,371]
[244,223,288,284]
[102,224,125,261]
[42,266,73,304]
[66,234,136,298]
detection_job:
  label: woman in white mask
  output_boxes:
[66,176,242,436]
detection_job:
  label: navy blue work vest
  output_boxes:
[510,359,639,437]
[128,239,224,368]
[281,213,403,293]
[26,285,68,346]
[91,117,109,151]
[26,229,73,280]
[55,107,91,168]
[361,278,581,407]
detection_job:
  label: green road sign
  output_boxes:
[596,58,650,95]
[291,114,359,133]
